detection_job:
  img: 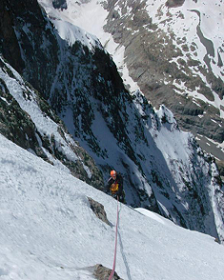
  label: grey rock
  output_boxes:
[93,264,123,280]
[52,0,67,10]
[165,0,185,8]
[88,198,111,225]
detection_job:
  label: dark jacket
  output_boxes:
[105,173,123,196]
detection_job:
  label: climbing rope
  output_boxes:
[108,197,119,280]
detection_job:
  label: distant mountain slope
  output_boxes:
[51,0,224,171]
[0,0,224,242]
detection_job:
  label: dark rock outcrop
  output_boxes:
[166,0,185,8]
[0,0,59,100]
[52,0,67,10]
[93,264,123,280]
[0,1,25,72]
[88,197,111,225]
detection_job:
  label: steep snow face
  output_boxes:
[39,0,101,50]
[0,133,224,280]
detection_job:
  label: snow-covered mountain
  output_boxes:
[0,133,224,280]
[43,0,224,171]
[1,0,224,244]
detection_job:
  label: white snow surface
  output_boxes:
[38,0,101,51]
[0,133,224,280]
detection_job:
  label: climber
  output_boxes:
[105,170,125,203]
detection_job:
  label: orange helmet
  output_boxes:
[110,170,117,177]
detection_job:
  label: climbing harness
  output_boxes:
[108,197,119,280]
[110,183,119,194]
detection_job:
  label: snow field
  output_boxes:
[0,134,224,279]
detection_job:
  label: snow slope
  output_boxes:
[0,134,224,280]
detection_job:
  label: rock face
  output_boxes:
[52,0,67,10]
[0,0,59,100]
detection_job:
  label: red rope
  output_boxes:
[108,198,119,280]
